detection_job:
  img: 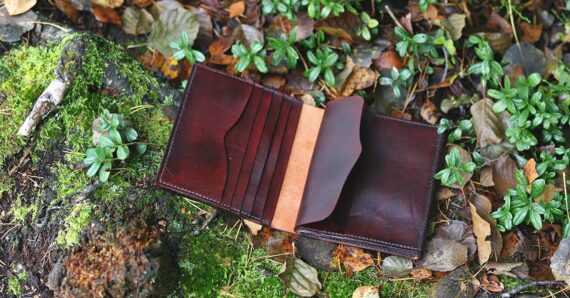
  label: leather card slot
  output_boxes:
[295,112,444,259]
[240,91,283,217]
[230,88,273,212]
[261,97,302,225]
[219,85,264,208]
[157,64,254,205]
[251,94,290,219]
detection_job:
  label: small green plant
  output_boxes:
[419,0,437,12]
[394,27,439,71]
[261,0,300,21]
[232,41,268,73]
[300,30,326,50]
[438,118,474,143]
[434,147,476,187]
[7,271,26,297]
[84,110,146,182]
[304,47,339,87]
[267,28,299,68]
[467,35,503,89]
[492,169,551,231]
[302,0,347,19]
[536,148,570,182]
[170,31,206,64]
[378,67,413,99]
[357,12,379,41]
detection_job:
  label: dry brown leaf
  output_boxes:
[334,245,374,273]
[352,286,379,298]
[209,36,235,65]
[480,166,495,187]
[316,12,361,42]
[300,93,316,106]
[484,262,529,278]
[438,14,466,40]
[520,22,542,43]
[92,0,123,8]
[411,268,432,281]
[487,11,513,34]
[243,219,262,235]
[420,100,440,125]
[374,50,404,70]
[341,68,378,96]
[131,0,153,8]
[418,238,468,271]
[138,51,179,80]
[492,155,517,197]
[399,13,413,35]
[524,158,539,184]
[470,98,509,148]
[91,5,122,26]
[121,6,153,35]
[390,109,412,120]
[5,0,36,15]
[262,75,286,90]
[480,273,504,292]
[469,194,503,264]
[535,184,560,203]
[436,187,455,200]
[53,0,79,22]
[228,1,245,18]
[422,4,439,24]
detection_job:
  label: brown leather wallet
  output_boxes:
[156,64,445,259]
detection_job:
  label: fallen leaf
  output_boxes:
[492,155,517,197]
[374,50,404,70]
[350,44,388,68]
[334,246,374,273]
[341,68,378,96]
[131,0,153,8]
[470,98,510,148]
[91,5,122,26]
[0,8,37,42]
[535,184,559,203]
[279,258,322,297]
[295,236,337,271]
[487,11,513,34]
[503,41,546,76]
[436,220,477,260]
[243,219,262,235]
[436,187,455,200]
[480,273,504,292]
[122,6,153,35]
[519,22,542,43]
[480,166,495,187]
[549,237,570,283]
[429,266,476,298]
[399,13,413,35]
[418,237,468,272]
[209,35,235,65]
[148,8,200,56]
[149,0,183,18]
[484,262,529,278]
[524,158,539,184]
[381,256,413,278]
[420,100,440,125]
[54,0,79,22]
[469,194,503,264]
[237,23,265,46]
[422,4,439,24]
[138,51,179,79]
[92,0,123,9]
[352,286,379,298]
[262,75,286,90]
[316,12,362,42]
[438,13,466,40]
[252,227,294,263]
[411,268,432,281]
[228,1,245,18]
[478,32,513,55]
[4,0,36,16]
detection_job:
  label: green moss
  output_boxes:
[9,193,38,223]
[7,271,27,297]
[56,202,93,248]
[0,44,61,169]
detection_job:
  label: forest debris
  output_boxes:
[519,22,542,43]
[470,98,509,148]
[436,220,477,260]
[4,0,36,16]
[18,35,87,136]
[352,286,379,298]
[503,42,546,76]
[480,273,503,292]
[438,14,466,40]
[418,237,468,272]
[122,6,153,35]
[484,262,529,278]
[469,194,503,264]
[334,246,374,273]
[551,237,570,284]
[53,0,79,22]
[148,8,200,56]
[381,256,412,277]
[243,219,262,235]
[420,100,440,125]
[492,155,517,197]
[279,258,321,297]
[480,167,494,187]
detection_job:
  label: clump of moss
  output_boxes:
[56,202,93,248]
[7,270,27,297]
[9,193,38,223]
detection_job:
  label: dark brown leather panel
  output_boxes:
[220,85,264,208]
[252,94,290,219]
[296,112,445,259]
[262,98,302,225]
[231,88,273,212]
[296,97,364,226]
[156,64,254,203]
[241,91,283,217]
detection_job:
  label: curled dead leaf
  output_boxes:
[279,258,322,297]
[334,245,374,273]
[4,0,36,16]
[341,68,378,96]
[418,237,468,272]
[480,166,495,187]
[470,98,510,148]
[469,194,503,264]
[524,158,539,184]
[91,5,122,26]
[519,22,542,43]
[420,100,440,125]
[228,1,245,18]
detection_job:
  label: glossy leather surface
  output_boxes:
[156,64,301,222]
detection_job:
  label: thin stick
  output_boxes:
[384,5,405,31]
[500,280,565,297]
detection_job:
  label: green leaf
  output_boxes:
[109,129,122,144]
[306,66,321,83]
[87,162,101,177]
[463,162,476,173]
[324,68,335,87]
[193,50,206,63]
[172,50,185,61]
[514,168,527,186]
[513,206,528,225]
[493,100,508,113]
[136,143,147,154]
[412,33,429,43]
[253,56,268,73]
[530,179,546,199]
[117,145,129,160]
[95,147,106,161]
[99,162,112,182]
[527,73,542,87]
[250,41,264,54]
[323,53,338,68]
[98,136,115,148]
[84,148,98,165]
[148,8,199,56]
[235,56,251,72]
[529,207,542,230]
[125,127,138,142]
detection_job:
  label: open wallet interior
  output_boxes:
[156,64,445,259]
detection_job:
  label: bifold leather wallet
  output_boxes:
[156,63,445,259]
